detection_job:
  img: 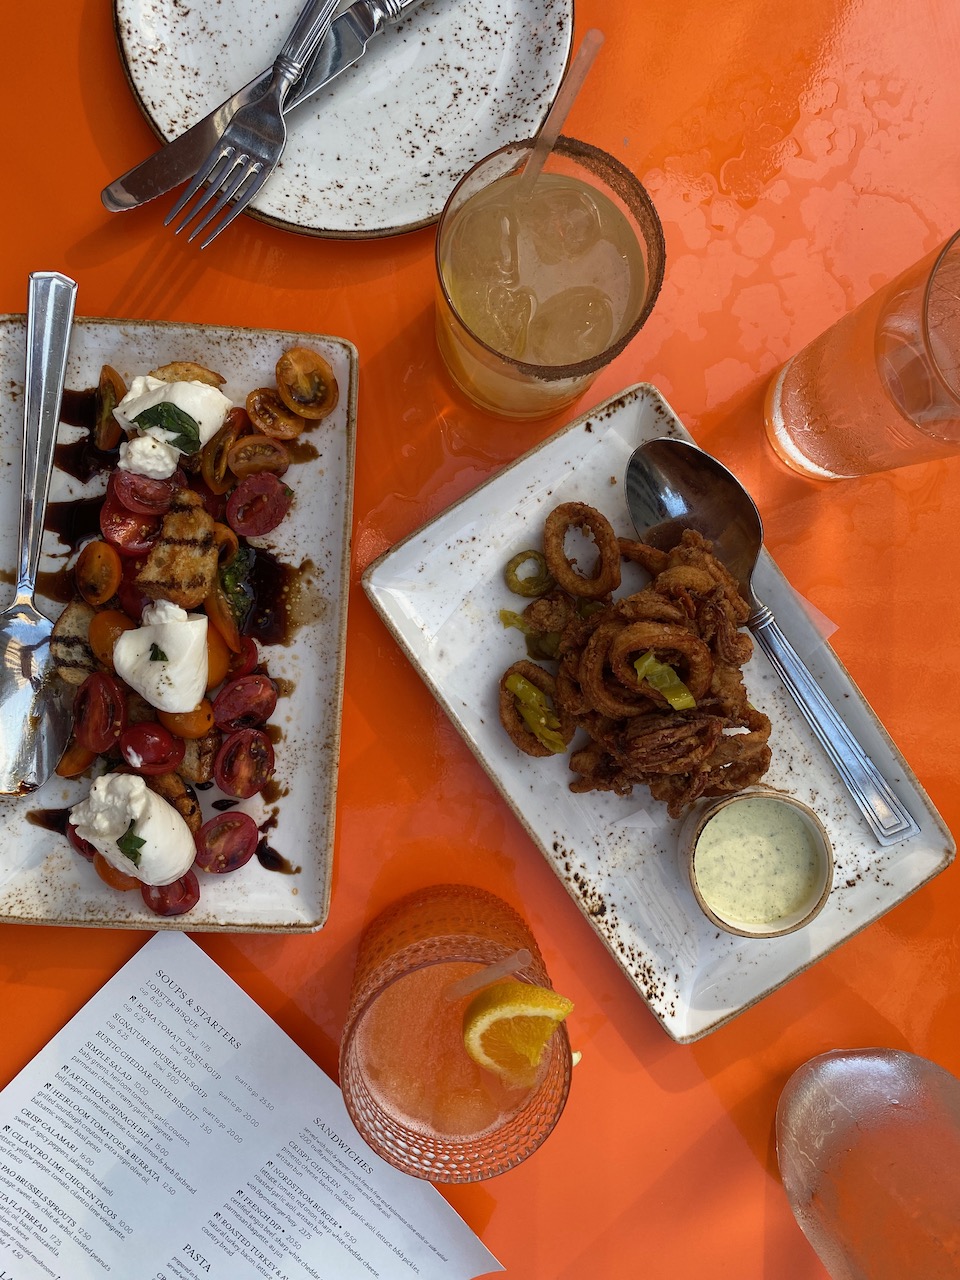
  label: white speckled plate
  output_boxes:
[0,317,356,932]
[362,384,955,1042]
[113,0,574,238]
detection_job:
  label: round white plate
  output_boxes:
[114,0,574,239]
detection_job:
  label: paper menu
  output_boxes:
[0,933,502,1280]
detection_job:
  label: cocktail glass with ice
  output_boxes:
[338,884,572,1182]
[435,137,665,419]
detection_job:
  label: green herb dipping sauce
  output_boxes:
[693,796,826,927]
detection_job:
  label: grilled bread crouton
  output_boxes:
[146,771,202,836]
[177,731,221,787]
[136,487,219,609]
[51,599,97,685]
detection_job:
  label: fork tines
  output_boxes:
[164,145,269,248]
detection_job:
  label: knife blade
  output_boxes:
[102,0,425,212]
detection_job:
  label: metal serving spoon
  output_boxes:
[0,272,77,795]
[624,437,920,846]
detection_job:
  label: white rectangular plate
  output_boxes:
[0,316,356,932]
[363,384,955,1041]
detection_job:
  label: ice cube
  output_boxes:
[527,286,615,364]
[525,183,604,264]
[471,283,535,359]
[448,200,520,289]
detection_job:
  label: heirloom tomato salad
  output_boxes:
[53,347,338,917]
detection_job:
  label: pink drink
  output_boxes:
[339,885,572,1182]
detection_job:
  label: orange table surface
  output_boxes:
[3,2,960,1276]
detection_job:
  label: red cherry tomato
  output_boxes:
[212,675,278,732]
[213,729,275,799]
[118,722,186,775]
[141,870,201,917]
[73,672,128,754]
[225,472,293,537]
[99,491,162,557]
[108,469,178,516]
[66,821,97,861]
[227,636,260,680]
[117,556,151,621]
[194,812,259,874]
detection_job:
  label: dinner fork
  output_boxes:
[165,0,341,248]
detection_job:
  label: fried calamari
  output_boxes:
[497,503,772,817]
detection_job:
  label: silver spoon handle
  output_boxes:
[750,604,920,846]
[18,272,77,597]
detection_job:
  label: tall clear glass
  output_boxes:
[764,230,960,478]
[435,136,665,420]
[777,1048,960,1278]
[339,884,572,1182]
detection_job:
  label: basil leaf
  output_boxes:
[117,821,145,867]
[149,643,168,662]
[133,402,201,454]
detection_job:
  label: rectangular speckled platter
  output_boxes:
[0,316,356,932]
[362,383,955,1042]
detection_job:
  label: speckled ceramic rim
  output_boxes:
[435,135,666,380]
[681,787,834,939]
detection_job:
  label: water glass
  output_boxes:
[764,230,960,478]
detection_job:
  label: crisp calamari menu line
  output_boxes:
[0,932,501,1280]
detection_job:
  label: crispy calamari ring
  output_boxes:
[611,712,724,776]
[577,620,654,719]
[498,660,575,758]
[543,502,621,600]
[607,621,714,702]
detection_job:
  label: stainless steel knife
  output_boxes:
[102,0,425,212]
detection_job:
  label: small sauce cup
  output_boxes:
[679,788,834,938]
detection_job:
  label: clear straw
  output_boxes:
[442,948,533,1002]
[517,27,605,198]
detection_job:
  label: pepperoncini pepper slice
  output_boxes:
[499,609,561,660]
[633,649,696,710]
[504,672,567,753]
[504,550,556,598]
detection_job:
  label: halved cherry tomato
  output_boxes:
[158,700,215,741]
[227,636,260,680]
[194,812,259,874]
[117,556,151,622]
[99,491,162,558]
[275,347,339,421]
[226,434,290,480]
[226,472,293,537]
[119,722,186,774]
[74,672,128,754]
[201,408,253,495]
[141,871,200,917]
[214,728,275,798]
[212,522,239,565]
[205,624,232,690]
[94,365,126,453]
[246,387,307,440]
[66,820,97,860]
[75,539,123,607]
[89,609,138,668]
[213,675,278,732]
[93,852,140,891]
[204,582,242,654]
[56,740,98,779]
[108,469,178,516]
